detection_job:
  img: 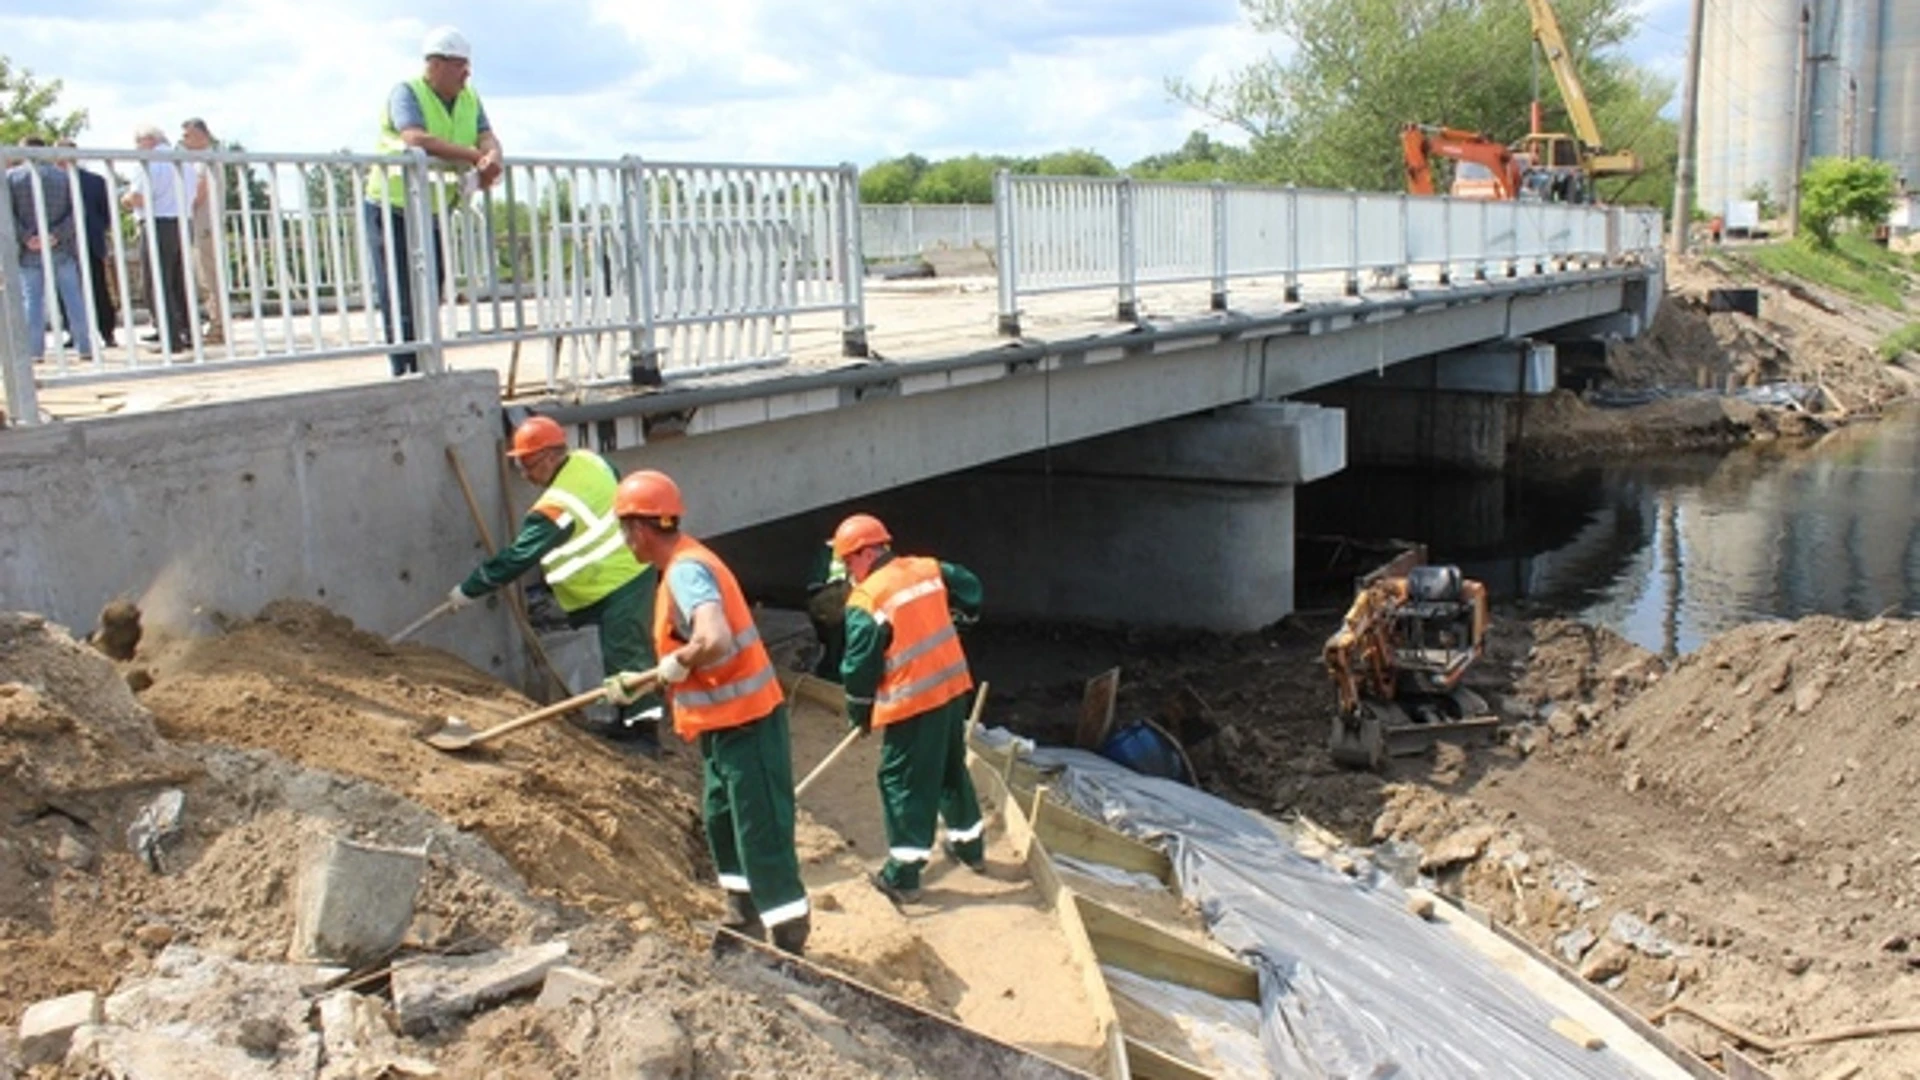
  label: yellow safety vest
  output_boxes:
[369,78,480,211]
[533,450,646,612]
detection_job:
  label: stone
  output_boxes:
[1405,894,1436,921]
[1511,723,1546,757]
[390,941,569,1033]
[134,923,176,950]
[1556,927,1597,963]
[536,966,614,1010]
[101,944,339,1072]
[55,833,95,872]
[1794,682,1825,715]
[1609,911,1684,958]
[68,1026,300,1080]
[236,1016,289,1056]
[18,990,101,1066]
[1420,825,1498,871]
[1578,941,1631,983]
[601,1001,691,1080]
[126,789,186,873]
[1546,708,1580,740]
[293,834,428,967]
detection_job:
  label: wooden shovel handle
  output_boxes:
[470,668,660,747]
[795,727,864,798]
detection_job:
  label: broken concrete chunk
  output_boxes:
[293,834,428,967]
[390,941,569,1033]
[1556,927,1597,964]
[1578,941,1631,984]
[536,965,614,1010]
[601,1001,691,1080]
[19,990,101,1066]
[67,1024,310,1080]
[1609,911,1685,959]
[1420,825,1497,872]
[55,832,96,871]
[126,789,186,872]
[318,990,438,1080]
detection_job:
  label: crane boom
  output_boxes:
[1522,0,1641,177]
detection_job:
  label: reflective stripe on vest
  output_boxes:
[369,78,479,210]
[848,556,972,728]
[652,536,785,740]
[534,451,646,612]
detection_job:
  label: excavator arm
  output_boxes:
[1523,0,1642,176]
[1401,124,1522,200]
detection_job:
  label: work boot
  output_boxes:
[721,891,763,936]
[943,840,986,873]
[769,913,810,956]
[869,870,921,907]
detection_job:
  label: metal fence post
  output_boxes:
[0,202,39,426]
[1116,177,1139,322]
[618,155,662,386]
[994,170,1021,337]
[1285,185,1300,303]
[1210,181,1228,311]
[1439,195,1453,286]
[1396,192,1411,289]
[403,150,445,374]
[1475,200,1490,281]
[838,163,870,358]
[1345,189,1360,296]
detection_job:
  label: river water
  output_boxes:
[1298,411,1920,656]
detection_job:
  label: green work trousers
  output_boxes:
[698,704,809,927]
[877,694,984,890]
[574,571,660,723]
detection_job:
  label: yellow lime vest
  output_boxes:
[370,78,480,210]
[533,451,647,612]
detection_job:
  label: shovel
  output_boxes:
[389,598,458,644]
[424,668,660,752]
[795,726,864,798]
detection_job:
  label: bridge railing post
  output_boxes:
[1438,195,1453,286]
[1475,200,1490,282]
[1284,185,1301,303]
[402,149,446,375]
[994,170,1022,337]
[618,155,662,386]
[1344,189,1360,296]
[0,193,37,426]
[1210,180,1228,311]
[837,163,870,358]
[1116,176,1139,322]
[1396,192,1411,289]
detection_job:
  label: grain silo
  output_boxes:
[1695,0,1919,216]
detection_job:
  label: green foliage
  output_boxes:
[218,140,274,215]
[1743,181,1780,220]
[859,154,927,203]
[1798,156,1897,247]
[1128,131,1251,182]
[1031,149,1116,177]
[1168,0,1671,203]
[0,57,86,145]
[858,149,1116,204]
[303,149,359,214]
[1878,323,1920,362]
[1744,234,1908,310]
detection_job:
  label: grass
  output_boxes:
[1742,232,1912,311]
[1879,323,1920,362]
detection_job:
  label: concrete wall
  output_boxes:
[1309,385,1509,473]
[0,373,520,682]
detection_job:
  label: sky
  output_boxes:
[3,0,1695,169]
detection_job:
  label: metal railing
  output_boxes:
[2,145,866,425]
[992,171,1663,336]
[859,204,996,264]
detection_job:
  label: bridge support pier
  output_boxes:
[1307,340,1554,473]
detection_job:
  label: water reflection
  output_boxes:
[1298,412,1920,655]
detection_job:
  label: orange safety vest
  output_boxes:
[847,556,973,728]
[652,535,784,740]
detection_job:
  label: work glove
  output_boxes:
[950,609,978,631]
[658,652,692,684]
[446,585,475,611]
[604,672,647,706]
[845,707,871,736]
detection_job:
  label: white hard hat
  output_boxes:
[421,26,471,61]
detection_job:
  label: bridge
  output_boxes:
[0,145,1662,661]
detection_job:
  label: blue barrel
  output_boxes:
[1099,722,1187,783]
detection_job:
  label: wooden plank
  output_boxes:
[1721,1045,1778,1080]
[1032,794,1174,886]
[1123,1037,1216,1080]
[1075,667,1121,750]
[1076,895,1260,1003]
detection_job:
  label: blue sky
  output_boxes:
[4,0,1694,167]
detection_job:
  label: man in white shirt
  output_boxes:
[120,125,197,353]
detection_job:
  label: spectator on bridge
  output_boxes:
[121,125,196,354]
[366,25,504,377]
[607,470,811,955]
[54,139,117,350]
[179,118,226,345]
[8,136,94,363]
[831,513,987,906]
[446,415,664,754]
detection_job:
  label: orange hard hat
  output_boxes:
[506,416,566,458]
[613,470,685,521]
[830,513,891,559]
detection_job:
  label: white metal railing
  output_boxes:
[3,145,866,424]
[992,170,1664,336]
[859,204,996,264]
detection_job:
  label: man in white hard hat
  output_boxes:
[365,25,504,376]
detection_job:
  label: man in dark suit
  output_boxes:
[56,139,117,348]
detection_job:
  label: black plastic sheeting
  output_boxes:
[1022,745,1669,1078]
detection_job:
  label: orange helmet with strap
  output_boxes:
[506,416,566,459]
[613,470,685,523]
[830,513,892,559]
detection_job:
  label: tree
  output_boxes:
[860,154,927,204]
[1798,157,1897,247]
[0,56,86,145]
[1169,0,1671,202]
[910,155,998,204]
[1129,131,1250,182]
[1031,149,1117,178]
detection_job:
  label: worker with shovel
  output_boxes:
[607,470,810,954]
[446,415,665,756]
[833,513,987,906]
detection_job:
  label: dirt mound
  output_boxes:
[135,599,715,936]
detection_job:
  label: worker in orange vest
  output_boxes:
[606,470,809,953]
[833,513,986,905]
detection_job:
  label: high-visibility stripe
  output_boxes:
[944,819,986,843]
[544,530,627,585]
[872,577,944,625]
[889,846,932,863]
[705,624,762,667]
[876,660,970,705]
[884,625,956,673]
[717,873,751,892]
[676,663,778,708]
[759,898,810,926]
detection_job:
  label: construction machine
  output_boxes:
[1401,124,1525,200]
[1520,0,1641,184]
[1324,559,1499,771]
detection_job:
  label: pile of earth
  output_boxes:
[1515,253,1920,461]
[0,605,988,1078]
